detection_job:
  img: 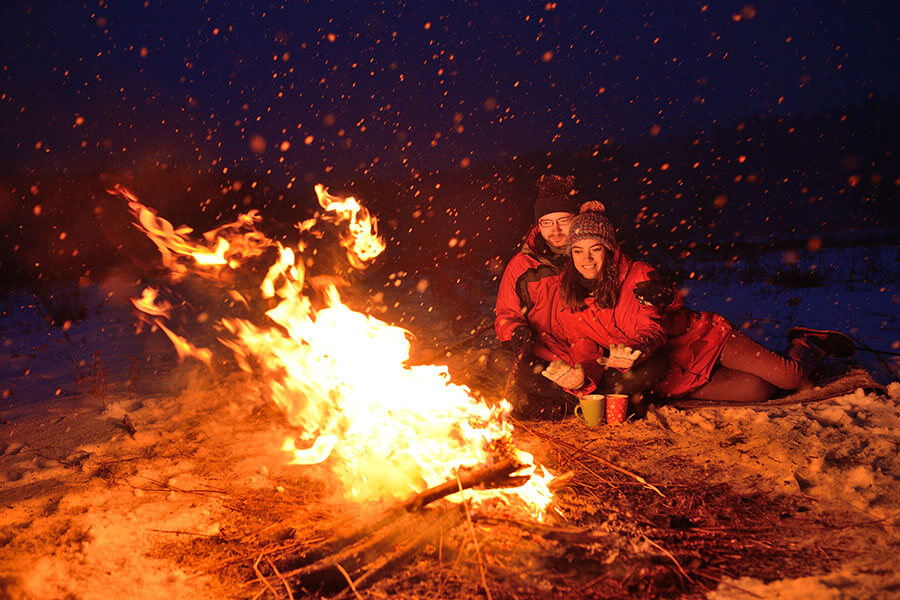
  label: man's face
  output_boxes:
[537,211,575,251]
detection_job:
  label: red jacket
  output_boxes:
[526,250,733,398]
[654,308,733,397]
[494,226,568,345]
[529,252,668,393]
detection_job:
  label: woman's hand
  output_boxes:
[541,360,586,390]
[596,343,642,370]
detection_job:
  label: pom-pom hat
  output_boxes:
[534,174,581,221]
[566,201,616,253]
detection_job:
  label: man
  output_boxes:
[492,175,581,416]
[495,175,579,352]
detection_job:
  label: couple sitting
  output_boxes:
[493,175,855,418]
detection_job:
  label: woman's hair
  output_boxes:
[559,248,618,311]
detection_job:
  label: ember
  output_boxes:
[114,184,554,518]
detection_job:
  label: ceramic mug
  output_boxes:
[605,393,629,424]
[575,394,605,427]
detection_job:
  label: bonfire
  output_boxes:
[117,183,578,595]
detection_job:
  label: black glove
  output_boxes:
[633,270,676,308]
[509,326,535,356]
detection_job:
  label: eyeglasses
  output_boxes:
[538,216,574,228]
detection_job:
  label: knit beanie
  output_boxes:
[566,201,616,253]
[533,174,581,221]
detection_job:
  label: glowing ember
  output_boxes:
[115,185,554,518]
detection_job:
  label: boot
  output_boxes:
[787,327,856,358]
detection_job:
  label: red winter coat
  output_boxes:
[494,226,568,349]
[654,308,733,397]
[528,251,668,393]
[527,250,734,398]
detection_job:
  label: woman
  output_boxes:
[540,202,855,403]
[527,200,672,397]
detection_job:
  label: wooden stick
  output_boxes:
[333,563,363,600]
[471,515,617,544]
[253,553,279,599]
[690,570,764,598]
[330,506,465,600]
[456,473,492,600]
[304,456,526,561]
[641,534,693,583]
[266,556,294,600]
[275,458,528,581]
[849,336,899,372]
[277,519,403,582]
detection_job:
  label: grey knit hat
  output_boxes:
[567,201,616,252]
[534,174,581,221]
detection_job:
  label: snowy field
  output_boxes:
[0,243,898,598]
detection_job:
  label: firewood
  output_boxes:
[329,505,465,599]
[305,455,526,561]
[471,514,619,544]
[271,456,528,591]
[268,505,463,596]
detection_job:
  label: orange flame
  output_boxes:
[116,185,554,518]
[113,184,271,279]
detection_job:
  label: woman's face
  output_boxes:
[571,239,606,280]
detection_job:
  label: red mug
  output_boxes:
[605,394,628,424]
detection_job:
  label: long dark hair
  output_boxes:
[559,248,618,311]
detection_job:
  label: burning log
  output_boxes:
[264,456,528,596]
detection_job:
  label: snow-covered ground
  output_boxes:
[1,249,898,598]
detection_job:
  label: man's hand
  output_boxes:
[541,360,585,389]
[596,343,642,370]
[510,326,535,356]
[633,270,676,308]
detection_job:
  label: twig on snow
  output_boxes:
[641,534,693,584]
[456,472,493,600]
[334,563,363,600]
[265,556,294,600]
[511,417,665,497]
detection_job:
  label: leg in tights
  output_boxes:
[687,331,821,403]
[687,366,776,403]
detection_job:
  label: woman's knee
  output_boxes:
[741,376,777,403]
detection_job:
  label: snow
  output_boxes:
[1,258,898,598]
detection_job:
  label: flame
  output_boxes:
[129,286,213,366]
[117,185,554,518]
[114,184,271,279]
[131,287,171,318]
[310,184,385,268]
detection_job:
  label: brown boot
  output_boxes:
[787,327,856,358]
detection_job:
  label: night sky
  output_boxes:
[2,1,898,185]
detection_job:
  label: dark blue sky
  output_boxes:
[2,1,897,183]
